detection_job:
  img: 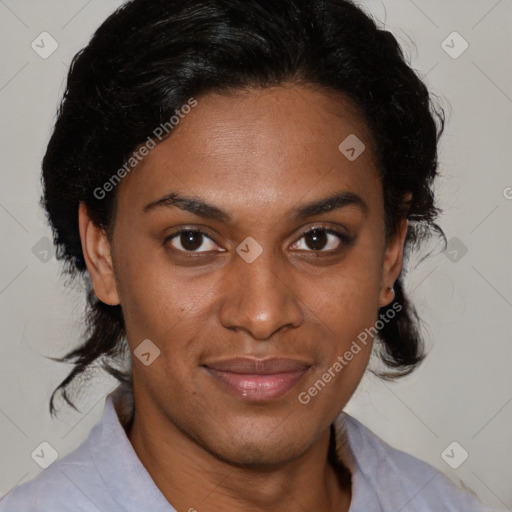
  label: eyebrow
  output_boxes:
[143,190,368,222]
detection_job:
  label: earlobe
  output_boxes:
[378,216,408,308]
[78,202,120,306]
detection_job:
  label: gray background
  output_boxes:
[0,0,511,508]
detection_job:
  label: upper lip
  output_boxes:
[203,357,312,374]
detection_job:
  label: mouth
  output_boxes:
[201,357,312,401]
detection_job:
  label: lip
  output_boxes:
[202,357,312,401]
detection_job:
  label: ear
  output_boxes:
[78,202,120,306]
[378,199,411,308]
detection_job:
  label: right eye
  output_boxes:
[165,229,222,254]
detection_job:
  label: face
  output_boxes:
[80,84,407,467]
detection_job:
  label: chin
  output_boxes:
[196,419,314,469]
[212,439,308,469]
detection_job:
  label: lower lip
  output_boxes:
[204,367,309,401]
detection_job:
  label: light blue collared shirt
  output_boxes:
[0,383,501,511]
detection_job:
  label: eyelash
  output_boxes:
[163,226,354,257]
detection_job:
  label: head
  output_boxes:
[43,0,444,466]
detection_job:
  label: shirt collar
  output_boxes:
[90,383,175,511]
[91,383,380,511]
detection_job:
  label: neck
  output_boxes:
[125,399,352,512]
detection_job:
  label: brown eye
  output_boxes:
[167,229,219,253]
[180,231,204,251]
[291,227,349,252]
[304,229,328,250]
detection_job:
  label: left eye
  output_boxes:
[291,228,347,252]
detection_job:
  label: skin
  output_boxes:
[79,84,409,512]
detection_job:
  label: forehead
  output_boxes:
[116,85,382,220]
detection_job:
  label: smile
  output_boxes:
[202,357,312,401]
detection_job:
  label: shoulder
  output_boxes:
[0,423,115,512]
[338,413,499,511]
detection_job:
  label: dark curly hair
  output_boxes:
[42,0,446,416]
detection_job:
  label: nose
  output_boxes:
[218,247,304,340]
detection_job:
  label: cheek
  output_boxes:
[296,271,378,416]
[120,268,211,400]
[112,243,208,356]
[295,238,384,386]
[303,245,384,337]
